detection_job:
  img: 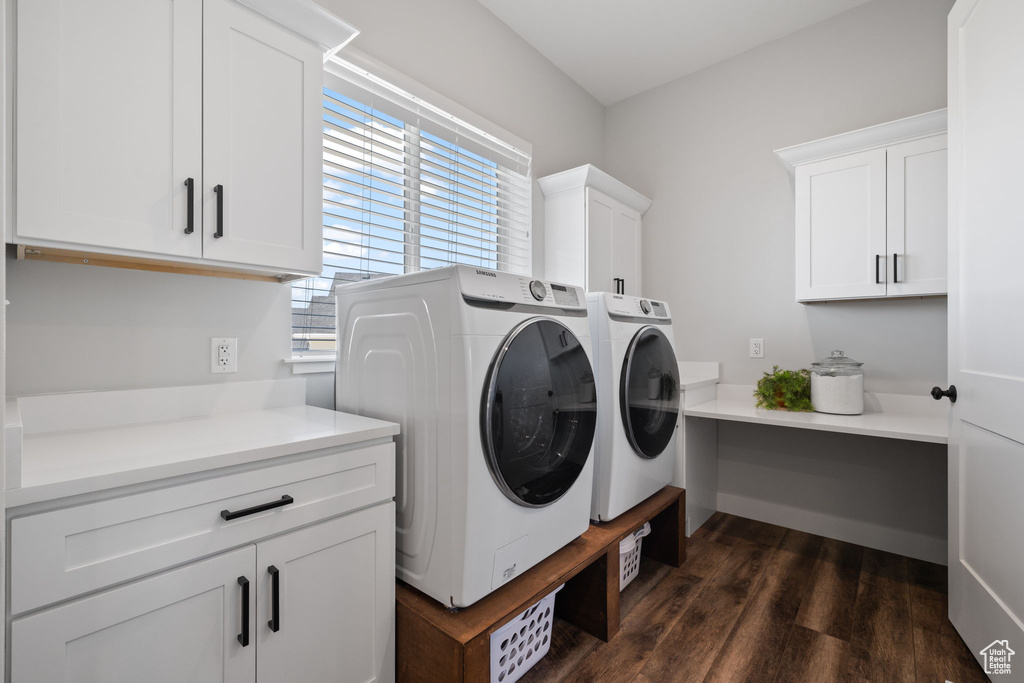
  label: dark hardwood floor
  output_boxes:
[520,512,988,683]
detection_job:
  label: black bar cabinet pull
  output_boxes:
[931,385,957,403]
[893,253,899,283]
[268,565,281,632]
[620,279,626,294]
[237,576,250,647]
[214,184,224,238]
[221,495,294,521]
[875,254,882,284]
[184,178,194,235]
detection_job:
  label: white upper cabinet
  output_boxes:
[202,0,323,274]
[16,0,203,259]
[540,165,651,296]
[795,149,888,301]
[777,110,948,302]
[12,0,353,280]
[886,135,948,297]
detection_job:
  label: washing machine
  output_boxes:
[336,265,597,608]
[587,292,680,522]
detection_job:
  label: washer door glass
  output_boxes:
[620,326,680,459]
[483,318,597,507]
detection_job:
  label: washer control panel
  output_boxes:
[457,266,585,310]
[604,293,671,320]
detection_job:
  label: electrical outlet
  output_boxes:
[211,337,238,373]
[750,338,764,359]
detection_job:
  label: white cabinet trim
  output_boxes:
[234,0,359,57]
[774,109,947,174]
[538,164,652,215]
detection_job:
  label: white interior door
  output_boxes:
[16,0,202,257]
[794,149,887,301]
[948,0,1024,676]
[256,502,395,683]
[886,134,948,297]
[9,546,256,683]
[202,0,323,274]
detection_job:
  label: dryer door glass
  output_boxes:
[620,326,680,458]
[483,318,597,507]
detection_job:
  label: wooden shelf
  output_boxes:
[396,486,686,683]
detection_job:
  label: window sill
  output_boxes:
[283,356,336,375]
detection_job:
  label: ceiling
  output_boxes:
[477,0,872,106]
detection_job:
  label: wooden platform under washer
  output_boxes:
[396,486,686,683]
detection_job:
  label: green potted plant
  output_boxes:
[754,366,814,411]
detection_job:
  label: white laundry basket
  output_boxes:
[489,584,563,683]
[619,522,652,590]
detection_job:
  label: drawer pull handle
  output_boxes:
[237,576,250,647]
[220,495,294,521]
[268,565,281,632]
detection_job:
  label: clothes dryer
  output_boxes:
[587,292,680,522]
[336,266,597,608]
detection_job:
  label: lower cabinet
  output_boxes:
[256,503,395,683]
[11,546,256,683]
[9,502,395,683]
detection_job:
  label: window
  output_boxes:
[291,60,533,354]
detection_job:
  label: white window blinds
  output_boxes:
[291,60,533,354]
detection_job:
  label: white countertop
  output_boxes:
[6,379,399,508]
[684,384,948,444]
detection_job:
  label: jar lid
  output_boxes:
[811,349,863,368]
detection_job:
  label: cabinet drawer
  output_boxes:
[10,443,394,616]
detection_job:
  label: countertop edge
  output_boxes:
[678,376,720,391]
[7,411,399,509]
[684,398,948,444]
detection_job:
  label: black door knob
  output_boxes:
[931,385,957,403]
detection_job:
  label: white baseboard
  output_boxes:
[716,493,947,565]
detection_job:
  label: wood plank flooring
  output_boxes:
[521,512,988,683]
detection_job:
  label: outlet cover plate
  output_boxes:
[211,337,238,373]
[750,338,764,359]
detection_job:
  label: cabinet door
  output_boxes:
[10,546,256,683]
[886,135,948,297]
[795,149,887,301]
[256,502,395,683]
[585,188,615,292]
[587,188,642,295]
[610,203,642,296]
[16,0,203,257]
[202,0,323,275]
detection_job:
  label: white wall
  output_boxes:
[4,258,293,396]
[605,0,951,395]
[4,0,605,405]
[604,0,953,551]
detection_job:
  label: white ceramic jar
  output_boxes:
[810,350,864,415]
